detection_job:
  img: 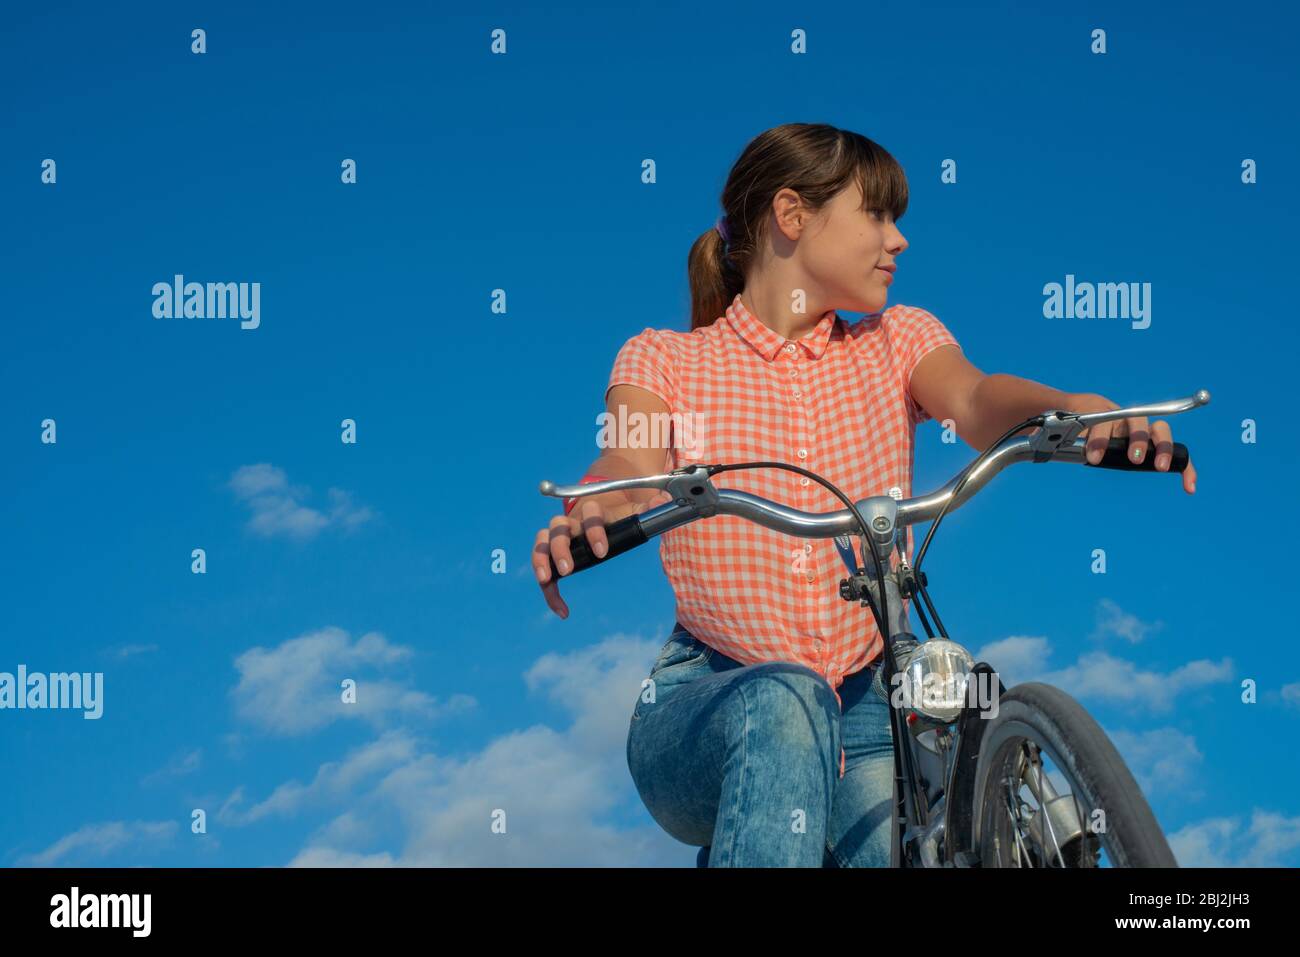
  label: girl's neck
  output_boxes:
[739,286,835,342]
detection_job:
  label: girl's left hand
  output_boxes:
[1062,392,1197,495]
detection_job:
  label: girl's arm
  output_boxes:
[577,384,679,523]
[534,383,677,617]
[910,345,1069,450]
[909,345,1197,493]
[905,345,1055,450]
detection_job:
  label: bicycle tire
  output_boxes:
[968,682,1178,868]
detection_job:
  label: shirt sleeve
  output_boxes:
[888,306,962,425]
[605,327,677,410]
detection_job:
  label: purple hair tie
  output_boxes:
[715,215,732,252]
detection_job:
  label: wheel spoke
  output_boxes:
[1004,775,1033,867]
[1030,743,1066,868]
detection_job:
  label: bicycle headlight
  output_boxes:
[901,639,976,723]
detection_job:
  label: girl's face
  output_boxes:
[796,179,908,315]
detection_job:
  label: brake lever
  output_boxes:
[1027,389,1211,463]
[1026,412,1086,463]
[539,464,722,518]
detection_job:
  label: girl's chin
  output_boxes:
[836,290,888,315]
[862,292,889,313]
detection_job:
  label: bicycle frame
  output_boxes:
[540,390,1208,866]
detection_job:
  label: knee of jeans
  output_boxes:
[740,663,840,754]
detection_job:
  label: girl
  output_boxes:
[532,122,1196,867]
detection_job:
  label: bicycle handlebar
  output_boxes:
[538,390,1207,581]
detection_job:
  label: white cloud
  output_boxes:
[230,626,476,736]
[1091,598,1163,644]
[522,636,661,756]
[275,633,691,867]
[971,635,1232,714]
[1280,682,1300,708]
[113,643,159,659]
[325,487,374,530]
[311,810,381,848]
[141,748,203,787]
[221,730,418,825]
[16,820,178,867]
[228,464,374,540]
[971,635,1051,687]
[1169,810,1300,867]
[290,847,397,867]
[1038,652,1233,713]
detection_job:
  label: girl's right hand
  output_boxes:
[533,489,674,619]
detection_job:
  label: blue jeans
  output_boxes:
[626,622,897,867]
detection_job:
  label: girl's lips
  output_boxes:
[876,267,894,283]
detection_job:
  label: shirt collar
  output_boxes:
[724,293,839,362]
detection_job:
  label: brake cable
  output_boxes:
[705,461,889,644]
[699,414,1049,648]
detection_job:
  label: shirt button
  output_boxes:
[804,543,813,554]
[800,477,810,486]
[793,390,801,398]
[796,449,807,459]
[806,574,816,584]
[813,639,823,652]
[785,343,796,354]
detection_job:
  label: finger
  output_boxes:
[548,513,576,576]
[1149,419,1174,471]
[1126,415,1150,465]
[540,576,569,618]
[577,498,609,559]
[532,529,571,617]
[1085,417,1115,465]
[1184,456,1197,494]
[532,528,553,584]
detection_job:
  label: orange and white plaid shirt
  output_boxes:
[607,292,960,776]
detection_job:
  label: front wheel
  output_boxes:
[969,682,1177,868]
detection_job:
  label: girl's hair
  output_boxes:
[687,122,909,331]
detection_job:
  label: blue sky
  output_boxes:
[2,0,1297,867]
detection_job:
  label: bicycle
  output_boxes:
[538,390,1208,867]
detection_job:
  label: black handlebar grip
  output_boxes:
[1086,436,1190,472]
[548,513,649,581]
